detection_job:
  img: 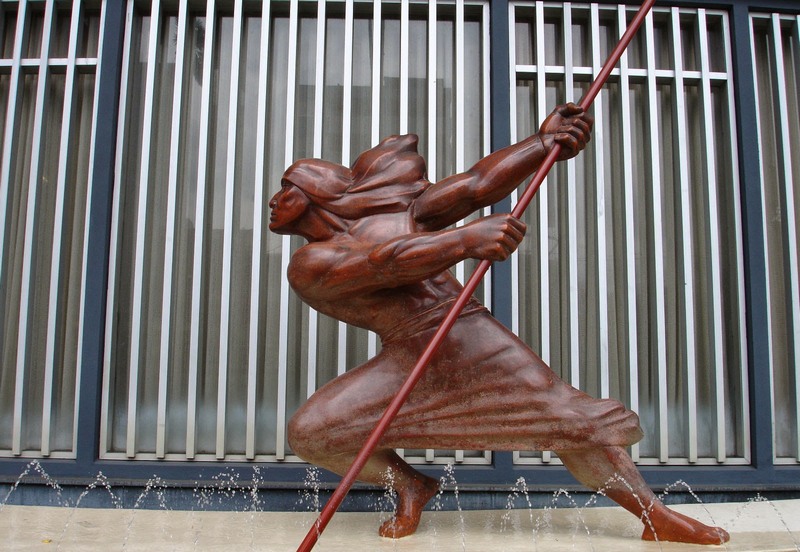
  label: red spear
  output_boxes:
[296,1,656,549]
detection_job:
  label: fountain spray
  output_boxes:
[296,1,657,549]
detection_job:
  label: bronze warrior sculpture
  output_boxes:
[269,103,729,545]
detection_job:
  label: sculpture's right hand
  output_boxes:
[462,214,527,262]
[538,102,593,161]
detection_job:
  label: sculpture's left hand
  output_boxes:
[538,103,594,161]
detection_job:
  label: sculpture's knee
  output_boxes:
[579,398,643,447]
[287,405,326,462]
[603,399,644,446]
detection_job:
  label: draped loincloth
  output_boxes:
[289,302,643,454]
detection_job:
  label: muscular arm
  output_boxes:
[413,103,593,231]
[288,215,525,302]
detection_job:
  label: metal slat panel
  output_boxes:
[644,11,670,463]
[427,1,437,183]
[313,0,326,158]
[126,0,162,458]
[454,0,465,464]
[698,9,728,462]
[337,0,355,378]
[456,0,465,146]
[618,3,640,463]
[187,0,217,459]
[748,14,780,462]
[216,0,245,460]
[795,14,800,462]
[13,0,55,456]
[368,0,381,360]
[422,5,437,423]
[564,3,580,391]
[590,4,610,399]
[481,1,492,465]
[399,0,409,134]
[342,0,354,166]
[0,0,28,299]
[370,0,382,144]
[769,13,800,461]
[535,1,549,386]
[506,2,744,466]
[511,0,554,466]
[508,2,520,337]
[247,0,273,461]
[537,0,552,465]
[723,9,750,464]
[481,1,491,314]
[275,0,300,460]
[670,6,699,463]
[42,0,83,457]
[156,0,188,460]
[304,0,326,400]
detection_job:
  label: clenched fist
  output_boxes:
[460,214,527,262]
[538,102,594,161]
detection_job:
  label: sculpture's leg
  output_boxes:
[558,446,729,544]
[295,443,438,538]
[367,450,440,539]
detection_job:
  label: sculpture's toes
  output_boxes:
[641,509,730,545]
[378,476,439,539]
[379,513,422,539]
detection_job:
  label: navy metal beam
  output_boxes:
[488,0,518,477]
[74,0,127,474]
[489,0,514,332]
[729,1,775,475]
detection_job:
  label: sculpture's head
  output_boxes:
[268,159,347,236]
[269,135,428,237]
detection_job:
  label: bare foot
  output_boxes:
[379,475,440,539]
[641,506,730,545]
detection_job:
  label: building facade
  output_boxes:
[1,0,799,503]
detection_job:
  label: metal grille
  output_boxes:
[751,13,800,464]
[101,0,491,463]
[509,2,749,466]
[0,0,103,458]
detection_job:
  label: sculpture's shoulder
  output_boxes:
[287,242,339,288]
[287,238,368,299]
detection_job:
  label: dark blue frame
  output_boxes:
[2,0,799,507]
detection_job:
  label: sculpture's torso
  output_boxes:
[288,209,466,340]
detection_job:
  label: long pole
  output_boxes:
[296,1,656,549]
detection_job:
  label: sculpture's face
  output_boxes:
[269,180,310,234]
